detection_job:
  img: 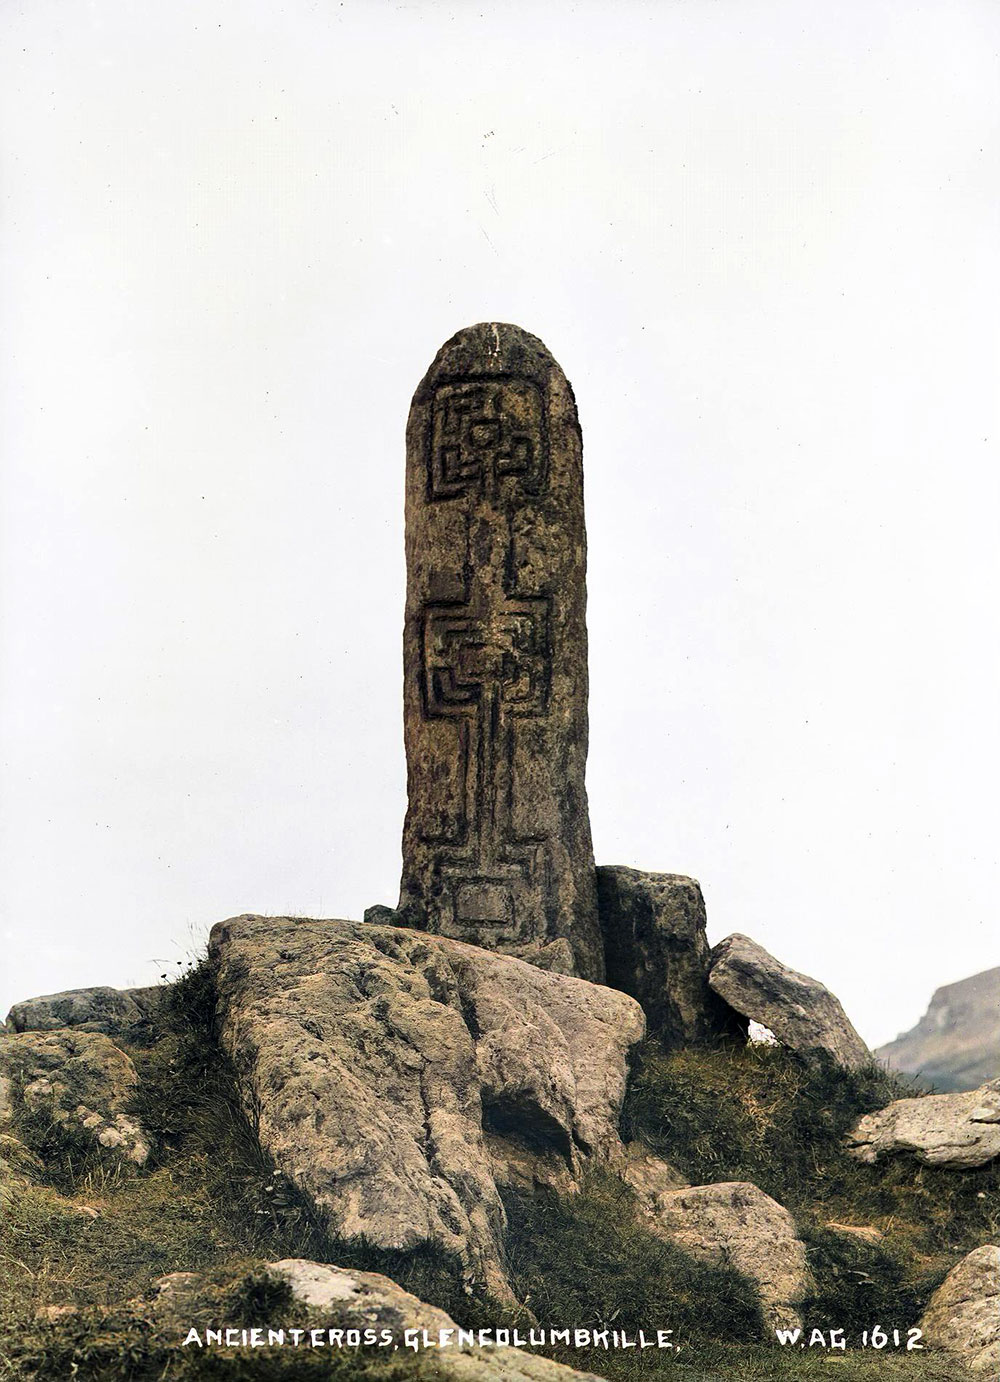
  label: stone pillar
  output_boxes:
[397,323,603,983]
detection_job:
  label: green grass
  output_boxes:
[502,1172,763,1345]
[622,1038,999,1356]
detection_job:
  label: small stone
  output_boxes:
[0,1031,150,1168]
[824,1222,885,1246]
[35,1304,78,1322]
[623,1143,690,1209]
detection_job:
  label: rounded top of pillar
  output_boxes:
[413,323,567,405]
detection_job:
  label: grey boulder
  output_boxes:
[708,933,870,1070]
[920,1245,1000,1374]
[4,984,162,1036]
[208,914,645,1302]
[641,1180,813,1335]
[845,1079,1000,1169]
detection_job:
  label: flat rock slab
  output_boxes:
[643,1180,813,1335]
[845,1078,1000,1169]
[208,914,645,1299]
[153,1259,606,1380]
[920,1245,1000,1374]
[0,1030,149,1167]
[708,933,870,1070]
[4,984,162,1036]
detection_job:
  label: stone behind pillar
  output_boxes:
[397,323,604,983]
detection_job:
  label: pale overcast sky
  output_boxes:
[1,0,997,1048]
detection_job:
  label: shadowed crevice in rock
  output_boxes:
[481,1093,575,1165]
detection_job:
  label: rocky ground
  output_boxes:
[2,895,998,1380]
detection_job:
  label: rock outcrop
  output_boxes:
[920,1245,1000,1375]
[208,914,645,1300]
[708,933,870,1070]
[845,1078,1000,1169]
[596,867,733,1043]
[151,1259,606,1380]
[0,1029,150,1167]
[878,967,1000,1093]
[4,984,162,1036]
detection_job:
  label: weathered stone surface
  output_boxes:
[645,1181,813,1335]
[845,1078,1000,1168]
[596,866,735,1043]
[208,914,644,1299]
[708,933,871,1070]
[151,1260,605,1380]
[623,1142,690,1206]
[0,1030,149,1167]
[878,967,1000,1093]
[920,1245,1000,1375]
[4,984,161,1036]
[397,323,603,983]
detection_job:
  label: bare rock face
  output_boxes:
[397,323,603,984]
[4,984,162,1036]
[878,967,1000,1093]
[208,914,644,1300]
[708,933,871,1070]
[0,1030,149,1167]
[643,1181,813,1335]
[596,866,735,1043]
[152,1259,606,1381]
[920,1245,1000,1375]
[845,1078,1000,1169]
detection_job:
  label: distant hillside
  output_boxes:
[877,968,1000,1092]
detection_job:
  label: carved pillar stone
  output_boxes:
[397,323,604,983]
